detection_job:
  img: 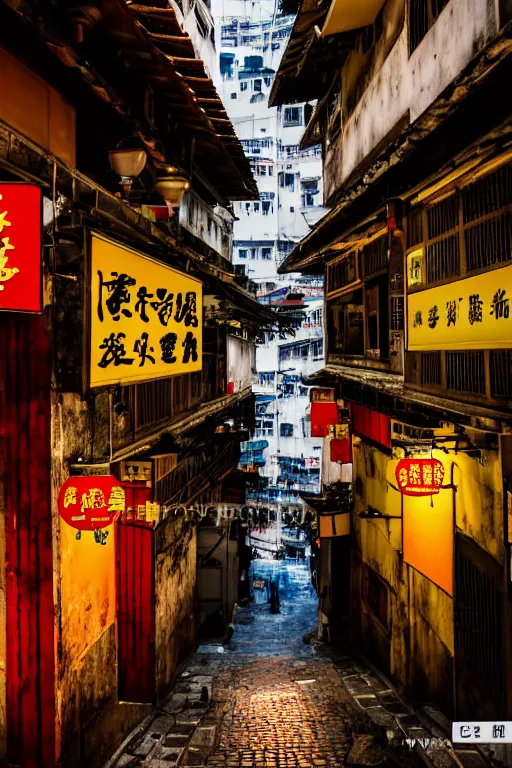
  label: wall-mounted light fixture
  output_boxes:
[108,148,147,197]
[155,166,191,214]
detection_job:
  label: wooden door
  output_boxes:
[116,520,155,704]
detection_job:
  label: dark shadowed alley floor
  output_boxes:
[108,560,456,768]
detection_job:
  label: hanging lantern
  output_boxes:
[395,459,445,496]
[155,166,191,210]
[58,475,125,530]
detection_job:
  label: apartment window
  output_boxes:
[409,0,450,55]
[262,247,272,259]
[290,206,295,213]
[238,249,248,259]
[240,81,248,91]
[327,289,364,357]
[254,78,262,92]
[280,423,294,437]
[259,372,275,386]
[301,179,319,208]
[262,200,271,215]
[365,275,389,359]
[250,248,257,259]
[264,76,272,86]
[231,92,237,99]
[254,202,260,212]
[284,173,295,190]
[283,106,302,127]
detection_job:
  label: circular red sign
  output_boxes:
[58,476,125,530]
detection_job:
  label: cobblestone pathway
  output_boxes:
[109,560,427,768]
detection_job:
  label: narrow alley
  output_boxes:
[109,561,429,768]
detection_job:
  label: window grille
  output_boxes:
[409,0,450,54]
[425,234,460,283]
[362,236,388,278]
[427,194,458,238]
[462,163,512,223]
[326,254,358,294]
[407,160,512,288]
[446,351,486,394]
[421,351,442,386]
[464,212,512,272]
[490,351,512,397]
[407,207,424,247]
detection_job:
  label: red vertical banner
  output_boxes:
[1,312,55,766]
[0,184,42,313]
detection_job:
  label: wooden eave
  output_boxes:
[304,366,511,432]
[279,28,512,275]
[268,0,353,107]
[5,0,257,201]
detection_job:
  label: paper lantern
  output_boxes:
[395,459,445,496]
[58,475,125,530]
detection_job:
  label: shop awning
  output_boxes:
[321,0,386,37]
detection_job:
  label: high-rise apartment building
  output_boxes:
[213,0,327,524]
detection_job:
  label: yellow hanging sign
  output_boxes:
[408,264,512,351]
[89,232,202,388]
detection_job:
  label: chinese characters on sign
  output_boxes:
[57,476,125,533]
[395,459,445,496]
[407,264,512,350]
[452,722,512,743]
[89,233,202,387]
[0,184,42,313]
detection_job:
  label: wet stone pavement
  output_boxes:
[109,560,426,768]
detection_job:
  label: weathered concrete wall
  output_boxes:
[155,515,197,701]
[350,425,503,714]
[325,0,499,197]
[227,334,255,393]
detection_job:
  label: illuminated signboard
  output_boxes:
[408,264,512,350]
[58,475,125,530]
[396,458,445,496]
[88,232,202,388]
[0,183,42,312]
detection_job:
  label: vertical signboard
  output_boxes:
[0,183,42,312]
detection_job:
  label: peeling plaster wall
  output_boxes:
[326,0,499,195]
[51,390,148,768]
[155,516,197,701]
[350,428,503,714]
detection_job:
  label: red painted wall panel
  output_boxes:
[1,313,56,767]
[117,521,155,704]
